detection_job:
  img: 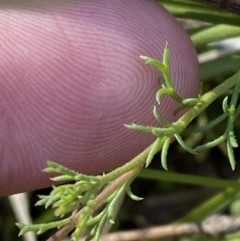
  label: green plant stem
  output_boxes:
[177,187,240,223]
[191,24,240,48]
[17,218,71,236]
[100,145,154,184]
[100,71,240,184]
[158,0,240,25]
[44,70,240,241]
[178,71,239,126]
[139,169,240,189]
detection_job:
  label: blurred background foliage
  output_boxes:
[1,0,240,241]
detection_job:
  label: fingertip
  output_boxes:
[0,0,199,195]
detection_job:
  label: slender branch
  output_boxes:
[100,71,240,184]
[76,215,240,241]
[46,169,140,241]
[194,0,240,14]
[93,168,140,209]
[178,70,239,126]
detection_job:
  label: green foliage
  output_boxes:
[17,161,142,241]
[17,46,240,240]
[126,46,240,170]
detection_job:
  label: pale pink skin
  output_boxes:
[0,0,199,195]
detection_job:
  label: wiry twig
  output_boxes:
[77,214,240,241]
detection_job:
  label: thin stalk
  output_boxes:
[100,71,240,185]
[157,0,240,25]
[177,188,240,223]
[139,169,240,189]
[191,24,240,48]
